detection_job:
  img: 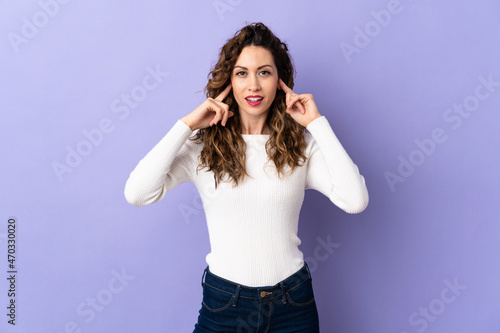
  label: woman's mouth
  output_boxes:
[245,96,263,106]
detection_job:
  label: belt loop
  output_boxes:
[233,285,241,307]
[201,266,208,287]
[305,262,312,281]
[280,282,287,304]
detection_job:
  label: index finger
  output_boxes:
[279,78,293,94]
[214,83,232,102]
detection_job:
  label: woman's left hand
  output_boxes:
[279,78,322,127]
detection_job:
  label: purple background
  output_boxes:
[1,0,499,332]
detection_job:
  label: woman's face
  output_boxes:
[231,45,279,119]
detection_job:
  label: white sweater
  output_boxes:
[124,115,369,287]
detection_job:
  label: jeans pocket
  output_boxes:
[285,278,315,307]
[202,283,235,312]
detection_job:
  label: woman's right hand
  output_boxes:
[181,84,234,131]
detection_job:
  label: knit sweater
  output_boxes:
[124,115,369,287]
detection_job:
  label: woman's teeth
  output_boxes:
[246,97,263,102]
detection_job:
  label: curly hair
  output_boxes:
[190,22,308,189]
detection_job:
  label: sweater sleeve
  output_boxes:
[305,115,369,214]
[124,119,195,207]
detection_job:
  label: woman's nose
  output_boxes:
[248,75,261,91]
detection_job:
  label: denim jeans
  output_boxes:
[193,262,320,332]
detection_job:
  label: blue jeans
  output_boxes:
[193,262,320,332]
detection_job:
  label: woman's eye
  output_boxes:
[235,70,270,76]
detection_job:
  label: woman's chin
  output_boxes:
[238,105,271,118]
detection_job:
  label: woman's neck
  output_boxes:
[241,126,270,135]
[239,113,270,135]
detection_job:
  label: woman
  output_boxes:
[124,22,369,332]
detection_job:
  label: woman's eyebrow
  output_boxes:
[234,65,273,70]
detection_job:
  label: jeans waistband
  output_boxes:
[201,263,312,305]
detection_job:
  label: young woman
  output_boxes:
[124,22,369,332]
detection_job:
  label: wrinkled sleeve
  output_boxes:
[124,119,195,207]
[305,116,369,214]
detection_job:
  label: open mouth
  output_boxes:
[245,97,264,102]
[245,97,264,106]
[245,96,264,106]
